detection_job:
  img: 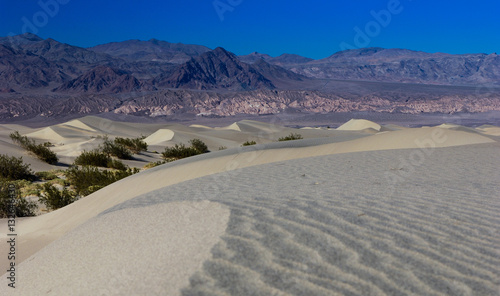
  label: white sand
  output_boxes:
[0,117,498,295]
[1,201,229,295]
[144,128,175,145]
[337,119,382,131]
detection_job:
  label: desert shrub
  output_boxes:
[218,146,227,150]
[278,133,303,141]
[107,159,128,171]
[86,185,106,195]
[21,182,42,197]
[0,154,34,181]
[74,150,111,167]
[66,166,139,196]
[189,139,209,154]
[9,131,31,147]
[143,160,167,169]
[162,144,199,160]
[242,140,257,146]
[74,150,128,170]
[114,137,148,154]
[27,143,58,164]
[161,139,210,161]
[101,139,133,160]
[35,171,58,181]
[0,181,37,217]
[9,131,58,164]
[38,183,76,210]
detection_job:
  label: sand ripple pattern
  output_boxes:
[105,143,500,295]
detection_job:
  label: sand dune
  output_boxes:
[62,119,98,132]
[219,122,242,131]
[50,138,103,157]
[144,128,175,145]
[337,119,382,131]
[25,127,70,143]
[5,201,229,295]
[0,118,499,295]
[476,124,500,136]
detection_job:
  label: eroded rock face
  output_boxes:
[110,90,500,117]
[53,66,149,94]
[1,88,500,121]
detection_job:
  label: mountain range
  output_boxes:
[0,33,499,121]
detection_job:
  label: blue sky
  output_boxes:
[1,0,499,59]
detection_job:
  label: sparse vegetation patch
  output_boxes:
[162,139,210,161]
[278,133,303,141]
[66,166,139,196]
[10,131,58,164]
[0,154,35,181]
[242,140,257,146]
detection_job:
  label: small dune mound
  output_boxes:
[218,122,242,132]
[337,119,382,131]
[51,138,101,157]
[144,129,175,145]
[436,123,480,134]
[25,127,67,143]
[189,124,212,129]
[232,120,287,133]
[62,119,98,133]
[475,125,500,136]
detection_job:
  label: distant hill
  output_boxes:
[288,47,500,86]
[238,52,314,67]
[238,52,273,64]
[268,53,314,66]
[89,39,211,64]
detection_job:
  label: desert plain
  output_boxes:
[0,115,499,295]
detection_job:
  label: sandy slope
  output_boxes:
[0,117,356,169]
[0,118,498,295]
[337,119,382,132]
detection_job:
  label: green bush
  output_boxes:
[189,139,209,154]
[0,154,34,181]
[242,140,257,146]
[74,150,111,167]
[162,144,200,160]
[161,139,210,161]
[74,150,128,170]
[35,171,58,181]
[9,131,30,147]
[10,131,58,164]
[278,133,303,141]
[107,159,128,171]
[114,137,148,154]
[102,139,133,160]
[28,143,58,164]
[39,183,76,210]
[66,166,139,196]
[0,181,37,218]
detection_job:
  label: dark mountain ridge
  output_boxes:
[0,34,499,121]
[154,47,298,90]
[89,39,211,64]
